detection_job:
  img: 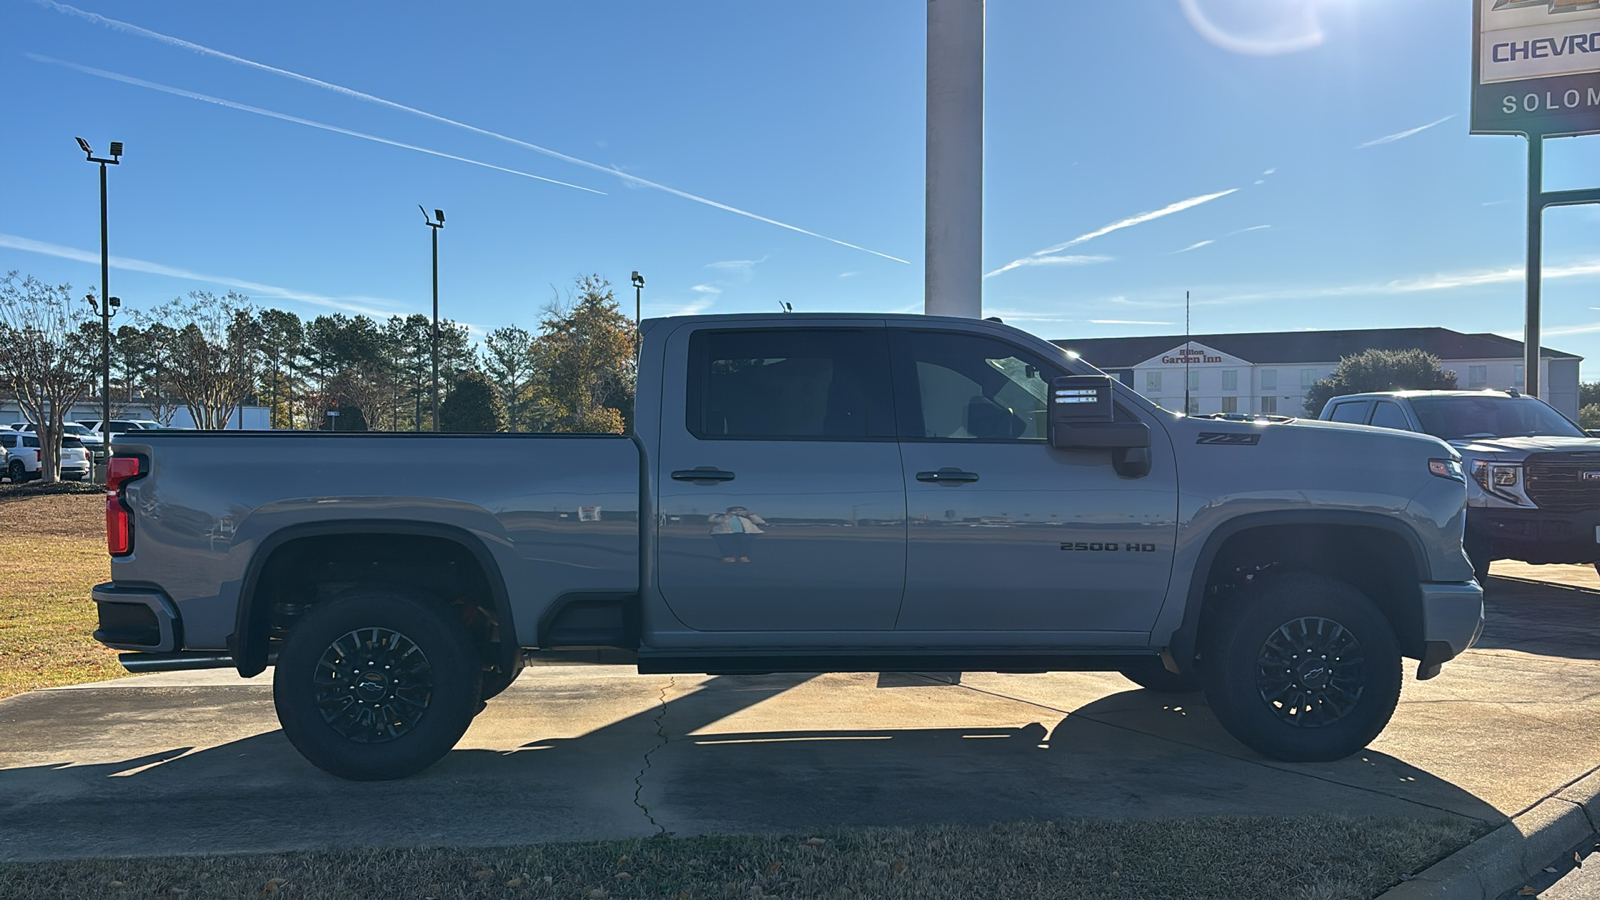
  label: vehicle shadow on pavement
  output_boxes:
[1474,574,1600,660]
[0,673,1499,860]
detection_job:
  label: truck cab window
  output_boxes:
[892,330,1061,441]
[687,328,893,440]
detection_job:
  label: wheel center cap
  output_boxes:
[1297,659,1330,690]
[356,671,389,699]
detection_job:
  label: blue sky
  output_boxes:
[7,0,1600,376]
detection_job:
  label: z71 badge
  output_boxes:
[1197,432,1261,445]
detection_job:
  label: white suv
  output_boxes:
[0,430,92,482]
[9,421,105,463]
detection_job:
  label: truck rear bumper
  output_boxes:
[1417,581,1484,680]
[92,582,179,653]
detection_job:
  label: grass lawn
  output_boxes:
[0,489,1485,898]
[0,816,1481,900]
[0,490,126,699]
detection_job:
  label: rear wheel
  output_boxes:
[1119,656,1204,693]
[273,589,481,780]
[7,460,26,483]
[1204,572,1401,762]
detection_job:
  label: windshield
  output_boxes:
[1409,396,1584,441]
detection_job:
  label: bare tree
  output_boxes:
[143,292,262,429]
[0,272,95,482]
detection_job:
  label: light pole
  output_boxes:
[631,271,645,325]
[77,137,122,457]
[419,206,445,431]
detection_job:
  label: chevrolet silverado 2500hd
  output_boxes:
[92,314,1483,779]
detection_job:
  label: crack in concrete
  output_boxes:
[632,676,672,835]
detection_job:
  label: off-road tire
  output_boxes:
[273,589,481,781]
[1119,656,1204,693]
[1203,572,1401,762]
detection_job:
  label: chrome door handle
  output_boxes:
[916,468,979,484]
[671,468,736,484]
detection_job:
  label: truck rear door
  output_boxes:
[887,325,1178,637]
[654,322,907,632]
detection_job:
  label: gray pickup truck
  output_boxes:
[1320,389,1600,581]
[93,313,1483,780]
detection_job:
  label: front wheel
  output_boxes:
[273,589,482,780]
[1204,573,1401,762]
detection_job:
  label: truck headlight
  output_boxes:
[1430,458,1464,482]
[1492,465,1519,486]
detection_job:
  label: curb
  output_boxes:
[1376,767,1600,900]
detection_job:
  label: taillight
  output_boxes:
[106,456,142,556]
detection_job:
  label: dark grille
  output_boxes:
[1524,451,1600,512]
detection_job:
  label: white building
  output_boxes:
[1055,327,1583,420]
[0,401,271,430]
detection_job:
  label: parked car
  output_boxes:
[95,313,1482,780]
[1318,389,1600,580]
[0,431,91,481]
[82,419,173,437]
[9,421,106,463]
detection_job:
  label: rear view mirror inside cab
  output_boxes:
[1049,375,1151,477]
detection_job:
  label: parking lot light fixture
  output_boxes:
[77,137,123,466]
[420,206,445,431]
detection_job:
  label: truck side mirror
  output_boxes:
[1049,375,1152,478]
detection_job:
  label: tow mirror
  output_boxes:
[1050,375,1152,478]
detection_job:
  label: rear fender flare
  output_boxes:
[229,520,516,678]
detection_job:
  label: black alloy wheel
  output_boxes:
[1204,572,1401,762]
[313,627,435,743]
[7,460,26,483]
[1254,616,1366,728]
[274,589,481,781]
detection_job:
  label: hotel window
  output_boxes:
[1300,368,1316,387]
[1513,364,1525,387]
[1187,370,1200,391]
[1468,365,1487,388]
[1187,399,1200,414]
[1221,369,1238,391]
[1221,396,1238,413]
[1260,395,1278,413]
[1146,371,1162,393]
[1261,369,1277,390]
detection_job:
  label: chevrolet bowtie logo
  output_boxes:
[1494,0,1600,13]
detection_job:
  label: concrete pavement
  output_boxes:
[3,561,1599,863]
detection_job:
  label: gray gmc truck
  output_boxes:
[92,314,1483,780]
[1320,389,1600,581]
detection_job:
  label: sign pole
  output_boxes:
[1525,133,1543,400]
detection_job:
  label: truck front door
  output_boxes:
[655,324,907,632]
[888,326,1178,640]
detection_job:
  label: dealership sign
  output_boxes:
[1474,0,1600,135]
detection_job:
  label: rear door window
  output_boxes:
[686,328,894,440]
[1327,401,1371,424]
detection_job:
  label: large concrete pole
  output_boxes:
[925,0,984,318]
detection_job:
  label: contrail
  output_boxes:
[29,55,604,194]
[1034,189,1238,256]
[1357,114,1456,149]
[0,232,404,317]
[30,0,909,264]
